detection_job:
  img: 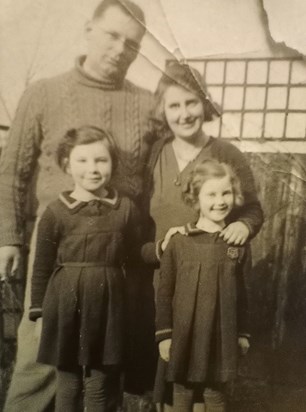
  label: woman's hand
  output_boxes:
[161,226,186,251]
[34,318,43,341]
[219,222,250,245]
[238,336,250,355]
[159,339,172,362]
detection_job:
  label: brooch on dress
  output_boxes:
[227,247,239,260]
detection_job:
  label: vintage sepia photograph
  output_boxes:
[0,0,306,411]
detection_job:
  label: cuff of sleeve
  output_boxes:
[155,239,164,261]
[237,219,253,237]
[155,328,172,343]
[239,332,251,339]
[0,231,23,248]
[29,307,42,322]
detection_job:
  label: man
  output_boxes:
[0,1,154,410]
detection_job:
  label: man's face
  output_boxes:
[84,5,145,83]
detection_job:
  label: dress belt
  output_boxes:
[58,262,121,268]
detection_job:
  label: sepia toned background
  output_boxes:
[1,1,306,410]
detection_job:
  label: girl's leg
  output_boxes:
[203,385,226,412]
[55,367,82,412]
[173,383,194,412]
[156,403,174,412]
[84,366,121,412]
[193,403,206,412]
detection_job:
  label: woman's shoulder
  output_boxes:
[210,136,245,159]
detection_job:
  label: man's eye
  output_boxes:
[107,31,119,40]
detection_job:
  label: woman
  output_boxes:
[142,61,263,263]
[140,62,263,411]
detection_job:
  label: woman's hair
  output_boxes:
[153,61,220,136]
[56,125,119,172]
[183,159,244,209]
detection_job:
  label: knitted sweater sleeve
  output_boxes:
[215,140,264,238]
[155,239,177,342]
[0,81,45,247]
[29,206,60,321]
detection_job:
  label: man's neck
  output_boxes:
[75,56,123,90]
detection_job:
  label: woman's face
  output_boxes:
[163,85,205,141]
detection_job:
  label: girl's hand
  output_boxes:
[159,339,172,362]
[219,222,250,245]
[238,336,250,355]
[34,318,43,341]
[161,226,186,251]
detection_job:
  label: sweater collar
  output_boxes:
[59,189,120,214]
[74,55,124,90]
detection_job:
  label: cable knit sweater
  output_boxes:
[0,56,154,247]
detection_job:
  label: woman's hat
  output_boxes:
[159,61,221,119]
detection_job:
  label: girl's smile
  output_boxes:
[67,141,112,200]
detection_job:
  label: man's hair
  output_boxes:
[183,159,244,210]
[93,0,146,28]
[56,125,119,173]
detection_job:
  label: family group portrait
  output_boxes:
[0,0,306,411]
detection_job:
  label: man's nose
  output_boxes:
[113,38,125,56]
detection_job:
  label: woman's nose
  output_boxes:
[87,161,98,172]
[179,105,191,119]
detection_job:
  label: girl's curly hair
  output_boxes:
[56,125,119,173]
[183,159,244,210]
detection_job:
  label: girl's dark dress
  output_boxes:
[154,224,251,402]
[30,190,140,369]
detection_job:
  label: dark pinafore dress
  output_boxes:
[32,191,139,369]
